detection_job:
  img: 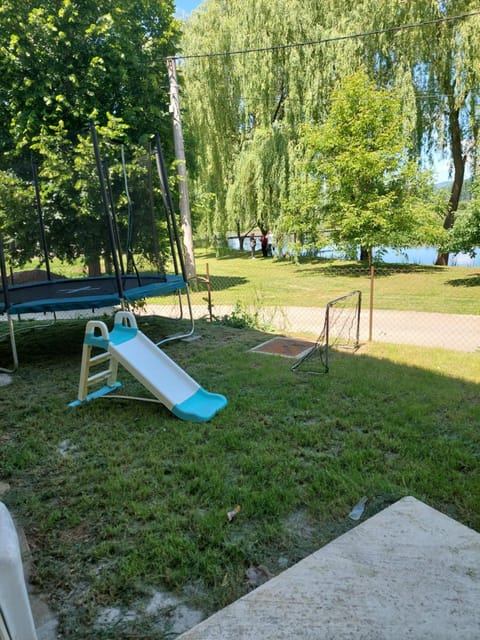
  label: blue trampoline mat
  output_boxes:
[0,274,186,315]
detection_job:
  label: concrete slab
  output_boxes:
[178,497,480,639]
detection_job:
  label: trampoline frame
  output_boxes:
[0,124,194,372]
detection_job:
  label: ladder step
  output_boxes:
[87,369,114,385]
[89,352,111,366]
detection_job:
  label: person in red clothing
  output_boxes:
[260,234,268,257]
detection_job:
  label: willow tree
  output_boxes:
[224,127,289,247]
[351,1,480,264]
[180,0,480,257]
[180,0,365,237]
[178,1,242,240]
[415,2,480,265]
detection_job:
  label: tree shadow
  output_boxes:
[199,249,253,261]
[446,274,480,288]
[295,259,445,278]
[372,263,447,276]
[196,274,248,291]
[2,315,479,640]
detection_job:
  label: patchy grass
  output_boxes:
[0,317,479,638]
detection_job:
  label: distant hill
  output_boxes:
[434,180,451,190]
[434,176,472,200]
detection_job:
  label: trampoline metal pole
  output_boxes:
[154,132,187,281]
[31,156,51,280]
[103,159,126,276]
[90,120,124,300]
[0,232,10,312]
[0,234,18,372]
[153,143,178,275]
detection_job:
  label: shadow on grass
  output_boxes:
[0,315,207,368]
[0,314,265,369]
[0,318,87,366]
[198,274,248,291]
[198,249,254,261]
[295,259,446,277]
[446,273,480,288]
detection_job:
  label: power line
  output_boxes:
[175,9,480,62]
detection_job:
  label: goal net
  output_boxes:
[292,290,361,374]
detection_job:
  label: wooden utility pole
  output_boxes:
[167,56,196,280]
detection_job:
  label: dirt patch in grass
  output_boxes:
[250,337,315,358]
[0,373,13,386]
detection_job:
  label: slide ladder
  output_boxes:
[69,311,227,422]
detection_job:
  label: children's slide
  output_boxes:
[69,311,227,423]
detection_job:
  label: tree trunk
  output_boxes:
[236,219,256,251]
[104,254,113,275]
[435,104,465,266]
[272,85,286,124]
[257,220,268,237]
[359,247,369,262]
[87,256,102,277]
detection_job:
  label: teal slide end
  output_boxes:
[172,388,227,423]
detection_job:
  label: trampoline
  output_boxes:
[0,124,193,372]
[0,274,186,316]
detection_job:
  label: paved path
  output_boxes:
[359,309,480,352]
[141,304,480,353]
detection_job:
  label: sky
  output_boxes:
[433,157,452,184]
[174,0,202,18]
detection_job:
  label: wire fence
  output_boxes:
[141,263,480,353]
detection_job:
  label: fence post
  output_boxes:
[369,263,374,341]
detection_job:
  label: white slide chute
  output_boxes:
[70,311,227,422]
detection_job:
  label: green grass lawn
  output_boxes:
[1,313,479,639]
[192,250,480,315]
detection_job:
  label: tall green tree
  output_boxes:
[0,0,180,268]
[0,0,179,150]
[286,71,435,262]
[358,0,480,264]
[225,127,289,240]
[180,0,361,236]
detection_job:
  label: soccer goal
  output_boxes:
[292,290,361,374]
